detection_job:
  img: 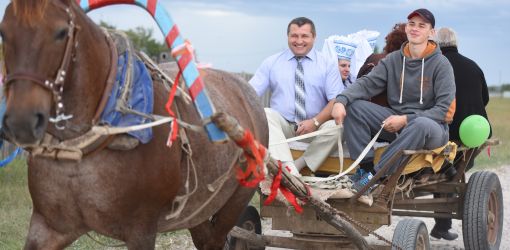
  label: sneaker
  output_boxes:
[350,172,375,206]
[351,172,374,195]
[349,168,366,183]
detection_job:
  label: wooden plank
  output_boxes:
[262,199,388,235]
[392,210,462,219]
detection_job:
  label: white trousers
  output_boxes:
[265,108,341,171]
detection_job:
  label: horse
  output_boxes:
[0,0,268,249]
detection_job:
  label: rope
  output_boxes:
[85,233,126,248]
[91,115,203,136]
[301,124,385,185]
[269,124,345,174]
[268,124,342,146]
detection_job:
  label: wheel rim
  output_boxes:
[487,190,500,245]
[416,234,426,250]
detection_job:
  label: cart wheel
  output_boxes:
[392,218,430,250]
[463,171,503,250]
[226,205,263,250]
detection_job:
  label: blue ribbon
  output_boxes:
[0,141,22,168]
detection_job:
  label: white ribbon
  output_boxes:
[301,124,384,184]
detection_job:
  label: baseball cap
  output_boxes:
[407,8,435,28]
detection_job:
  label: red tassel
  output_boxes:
[263,161,304,214]
[264,162,283,206]
[165,71,181,148]
[233,130,266,187]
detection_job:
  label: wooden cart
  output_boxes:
[227,138,502,250]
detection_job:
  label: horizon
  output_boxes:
[0,0,509,85]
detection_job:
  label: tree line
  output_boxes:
[488,84,510,92]
[99,21,170,61]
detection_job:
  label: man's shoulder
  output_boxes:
[263,49,292,63]
[310,50,339,70]
[380,50,401,64]
[455,52,480,67]
[313,49,334,62]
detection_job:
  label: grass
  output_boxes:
[0,159,31,249]
[0,98,508,249]
[474,97,510,168]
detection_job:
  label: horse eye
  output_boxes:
[55,28,69,40]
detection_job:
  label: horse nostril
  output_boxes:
[34,113,46,132]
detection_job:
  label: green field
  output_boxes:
[1,97,509,249]
[474,97,509,168]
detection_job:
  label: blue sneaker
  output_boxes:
[349,168,366,183]
[351,172,374,195]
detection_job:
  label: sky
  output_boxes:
[0,0,509,85]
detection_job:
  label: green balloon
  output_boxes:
[459,115,490,148]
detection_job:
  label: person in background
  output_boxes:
[357,23,408,107]
[429,27,492,241]
[338,57,352,86]
[323,38,357,86]
[250,17,343,176]
[332,9,456,201]
[333,39,357,86]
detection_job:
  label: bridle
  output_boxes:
[3,4,77,130]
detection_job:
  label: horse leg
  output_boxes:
[24,212,81,250]
[123,219,158,250]
[189,187,255,250]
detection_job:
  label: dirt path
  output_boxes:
[365,165,510,249]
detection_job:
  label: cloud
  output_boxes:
[194,9,236,17]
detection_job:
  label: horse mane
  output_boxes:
[12,0,49,26]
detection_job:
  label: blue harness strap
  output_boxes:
[0,140,22,168]
[99,49,154,144]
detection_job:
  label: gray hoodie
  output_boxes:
[335,41,456,124]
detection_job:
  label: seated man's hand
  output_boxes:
[296,119,316,135]
[383,115,407,133]
[332,103,346,125]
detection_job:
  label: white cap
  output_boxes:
[350,30,380,51]
[333,37,357,61]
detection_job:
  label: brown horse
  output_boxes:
[0,0,268,249]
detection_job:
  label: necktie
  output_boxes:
[294,56,306,122]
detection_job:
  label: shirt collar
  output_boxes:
[285,49,316,62]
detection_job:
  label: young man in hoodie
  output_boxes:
[331,9,456,196]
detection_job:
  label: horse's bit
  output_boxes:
[4,5,77,130]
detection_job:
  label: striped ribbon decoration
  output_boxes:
[78,0,228,142]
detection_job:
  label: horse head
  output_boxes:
[1,0,111,145]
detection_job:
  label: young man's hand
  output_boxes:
[332,103,346,125]
[383,115,407,133]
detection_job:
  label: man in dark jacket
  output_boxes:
[430,27,492,241]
